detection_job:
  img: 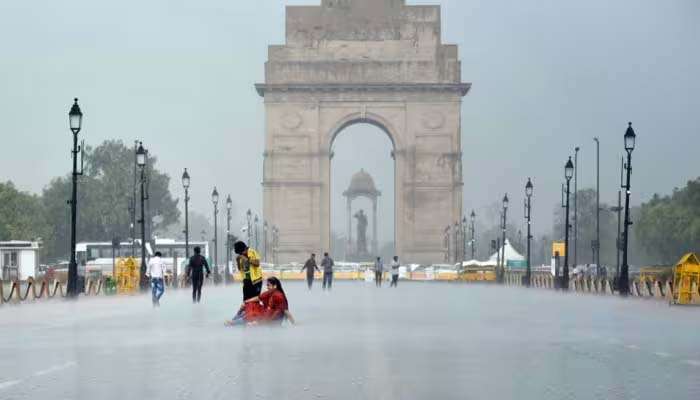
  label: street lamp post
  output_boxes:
[573,147,579,272]
[182,169,190,261]
[226,195,232,284]
[453,222,460,263]
[525,178,533,287]
[254,215,259,250]
[620,122,636,296]
[246,209,252,245]
[470,210,476,260]
[136,142,148,291]
[212,187,219,284]
[263,221,269,262]
[500,194,509,283]
[594,137,601,275]
[444,225,451,262]
[563,157,574,291]
[67,98,84,298]
[461,216,468,262]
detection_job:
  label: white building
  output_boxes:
[0,241,42,281]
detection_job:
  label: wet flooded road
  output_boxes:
[1,281,698,399]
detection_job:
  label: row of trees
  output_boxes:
[636,178,700,264]
[0,140,185,262]
[475,179,700,268]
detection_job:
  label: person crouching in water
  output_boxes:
[259,277,295,325]
[226,277,295,326]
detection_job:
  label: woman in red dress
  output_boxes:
[259,277,292,324]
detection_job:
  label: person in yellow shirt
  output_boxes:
[234,241,263,300]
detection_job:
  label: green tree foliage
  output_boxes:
[42,140,180,260]
[552,189,619,267]
[636,178,700,264]
[0,182,49,243]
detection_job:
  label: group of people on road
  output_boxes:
[145,246,212,307]
[300,253,402,290]
[373,256,401,287]
[300,253,336,290]
[145,239,403,326]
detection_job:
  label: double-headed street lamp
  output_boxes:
[136,142,148,291]
[182,169,191,260]
[525,178,533,287]
[226,194,232,284]
[212,187,220,284]
[562,157,574,291]
[620,122,636,296]
[67,98,84,298]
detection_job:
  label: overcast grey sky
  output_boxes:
[1,0,698,246]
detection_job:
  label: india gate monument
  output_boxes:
[256,0,470,264]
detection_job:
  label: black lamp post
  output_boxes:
[254,215,259,250]
[620,122,636,296]
[500,193,509,283]
[226,194,232,284]
[470,210,476,260]
[67,98,84,298]
[246,209,252,245]
[563,157,574,291]
[461,216,468,262]
[453,222,460,263]
[525,178,533,287]
[182,169,190,260]
[212,187,219,284]
[136,142,148,291]
[263,221,269,262]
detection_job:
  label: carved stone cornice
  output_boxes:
[255,83,471,97]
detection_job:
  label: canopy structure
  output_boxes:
[487,239,525,266]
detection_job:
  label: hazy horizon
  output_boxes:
[1,0,698,247]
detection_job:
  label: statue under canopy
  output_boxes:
[343,169,381,260]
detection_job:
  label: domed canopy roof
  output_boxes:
[344,169,381,198]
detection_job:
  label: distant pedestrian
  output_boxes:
[321,252,334,290]
[301,253,320,290]
[374,257,384,287]
[187,246,211,303]
[390,256,400,288]
[147,251,166,306]
[234,241,263,301]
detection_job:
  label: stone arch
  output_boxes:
[327,112,400,152]
[257,0,470,264]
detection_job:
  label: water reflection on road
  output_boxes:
[0,282,698,400]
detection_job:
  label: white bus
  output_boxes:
[76,239,209,277]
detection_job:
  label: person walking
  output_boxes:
[390,256,400,288]
[374,257,384,287]
[321,252,334,290]
[301,253,320,290]
[234,241,263,301]
[187,246,210,303]
[147,251,166,306]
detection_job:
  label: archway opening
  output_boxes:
[330,123,395,262]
